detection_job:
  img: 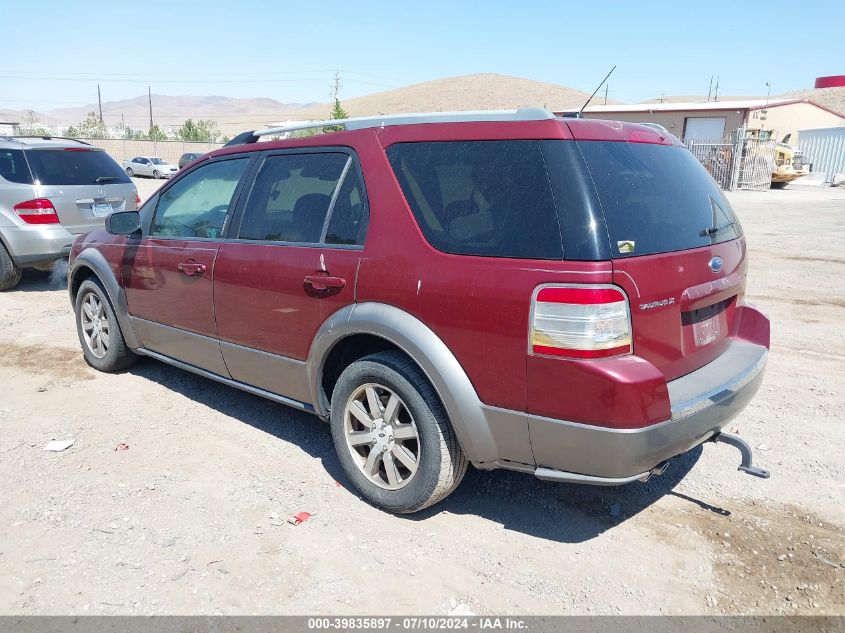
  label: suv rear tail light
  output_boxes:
[13,198,60,224]
[530,285,632,359]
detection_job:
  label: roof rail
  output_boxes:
[7,135,93,146]
[223,107,556,147]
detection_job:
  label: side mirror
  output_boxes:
[106,210,141,235]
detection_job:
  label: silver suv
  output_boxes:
[0,136,137,290]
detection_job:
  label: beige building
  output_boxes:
[0,120,20,135]
[556,99,845,143]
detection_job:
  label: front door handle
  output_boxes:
[178,262,207,277]
[304,274,346,294]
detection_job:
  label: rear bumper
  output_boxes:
[526,338,768,480]
[0,224,75,267]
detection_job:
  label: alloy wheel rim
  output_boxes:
[80,292,110,359]
[343,383,420,490]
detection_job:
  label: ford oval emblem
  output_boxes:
[709,256,724,273]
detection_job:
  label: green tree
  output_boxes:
[146,124,166,141]
[176,119,219,142]
[330,99,349,120]
[67,111,107,139]
[20,110,51,137]
[322,99,349,133]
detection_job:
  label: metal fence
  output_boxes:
[686,129,775,191]
[76,138,224,167]
[798,126,845,183]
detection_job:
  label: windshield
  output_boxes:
[575,141,742,257]
[150,158,168,165]
[25,149,131,186]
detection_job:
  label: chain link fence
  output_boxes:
[76,138,224,167]
[686,128,776,191]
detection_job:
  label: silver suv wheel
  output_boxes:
[79,291,110,358]
[343,383,420,490]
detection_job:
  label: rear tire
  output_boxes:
[329,351,468,514]
[125,167,134,177]
[0,242,22,291]
[153,170,161,179]
[74,278,138,372]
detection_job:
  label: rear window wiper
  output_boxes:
[95,176,119,183]
[702,220,736,236]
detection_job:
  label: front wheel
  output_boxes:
[153,170,161,179]
[74,278,138,372]
[329,351,467,513]
[125,167,134,177]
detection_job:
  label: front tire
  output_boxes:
[0,242,22,291]
[329,351,467,513]
[125,167,134,177]
[153,170,161,179]
[74,278,138,372]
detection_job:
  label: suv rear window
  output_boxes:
[0,149,32,184]
[387,141,563,259]
[25,148,130,186]
[576,141,741,257]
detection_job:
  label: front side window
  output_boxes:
[150,158,248,238]
[386,141,563,259]
[238,153,351,243]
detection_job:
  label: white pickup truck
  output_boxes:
[122,156,178,179]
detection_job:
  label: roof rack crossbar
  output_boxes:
[223,107,556,147]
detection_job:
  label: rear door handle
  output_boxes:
[304,274,346,292]
[178,262,207,277]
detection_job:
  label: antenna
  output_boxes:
[579,66,616,114]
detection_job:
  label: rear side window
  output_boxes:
[25,149,130,185]
[576,142,741,257]
[387,141,563,259]
[0,149,32,184]
[238,153,349,243]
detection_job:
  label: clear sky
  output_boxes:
[1,0,843,112]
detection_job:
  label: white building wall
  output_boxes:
[798,127,845,182]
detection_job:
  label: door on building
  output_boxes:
[684,117,727,141]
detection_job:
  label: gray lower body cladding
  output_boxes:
[525,339,768,480]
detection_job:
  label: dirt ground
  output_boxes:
[0,182,843,616]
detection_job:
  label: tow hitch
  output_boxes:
[711,432,771,479]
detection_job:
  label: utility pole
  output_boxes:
[148,86,153,131]
[603,84,608,105]
[97,84,103,123]
[714,76,720,102]
[330,71,342,102]
[660,93,665,104]
[708,75,713,101]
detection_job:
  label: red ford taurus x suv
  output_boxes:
[68,109,770,513]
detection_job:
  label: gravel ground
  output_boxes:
[0,183,843,615]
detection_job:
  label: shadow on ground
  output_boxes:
[129,357,728,544]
